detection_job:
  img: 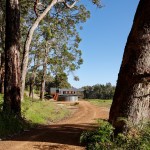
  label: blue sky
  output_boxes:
[68,0,140,88]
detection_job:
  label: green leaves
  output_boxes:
[80,120,150,150]
[83,83,115,99]
[80,120,114,150]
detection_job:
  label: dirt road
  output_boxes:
[0,100,109,150]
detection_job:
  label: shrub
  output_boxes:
[80,120,114,150]
[80,120,150,150]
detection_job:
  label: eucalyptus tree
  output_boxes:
[3,0,100,114]
[21,0,101,100]
[0,0,33,94]
[28,54,40,98]
[109,0,150,133]
[27,33,43,98]
[38,10,88,99]
[3,0,21,115]
[54,72,71,88]
[0,0,36,115]
[40,47,48,100]
[39,39,51,100]
[23,1,92,100]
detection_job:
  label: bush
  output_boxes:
[80,120,114,150]
[80,120,150,150]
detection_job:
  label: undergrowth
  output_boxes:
[0,113,30,138]
[80,120,150,150]
[0,94,70,138]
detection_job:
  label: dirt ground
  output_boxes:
[0,100,109,150]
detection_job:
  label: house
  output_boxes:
[49,87,84,101]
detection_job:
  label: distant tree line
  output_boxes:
[82,83,115,99]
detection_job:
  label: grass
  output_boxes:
[87,99,112,108]
[0,94,3,111]
[0,94,70,138]
[22,96,70,124]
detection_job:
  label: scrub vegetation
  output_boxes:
[0,94,70,138]
[80,120,150,150]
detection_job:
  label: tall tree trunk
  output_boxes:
[40,69,46,100]
[109,0,150,133]
[29,54,40,99]
[0,2,5,94]
[20,0,58,101]
[0,53,2,93]
[40,45,48,100]
[29,71,36,99]
[3,0,21,115]
[0,65,4,94]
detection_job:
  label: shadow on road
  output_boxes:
[5,123,98,147]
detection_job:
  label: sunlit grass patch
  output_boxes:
[88,99,112,108]
[0,94,3,111]
[22,97,70,124]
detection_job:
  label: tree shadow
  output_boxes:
[5,123,99,147]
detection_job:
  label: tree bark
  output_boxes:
[109,0,150,133]
[0,2,5,94]
[0,53,5,93]
[40,44,48,100]
[29,71,36,99]
[3,0,21,115]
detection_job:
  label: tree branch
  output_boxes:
[63,0,79,8]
